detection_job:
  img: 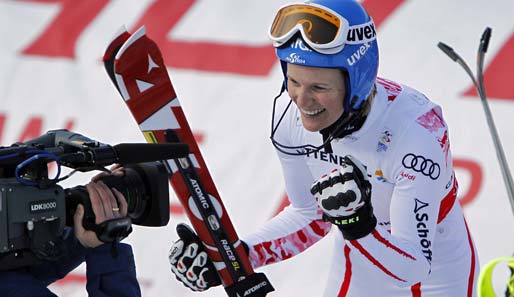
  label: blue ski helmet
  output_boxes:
[270,0,379,112]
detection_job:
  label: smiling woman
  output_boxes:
[286,64,346,132]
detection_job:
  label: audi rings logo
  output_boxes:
[402,153,440,180]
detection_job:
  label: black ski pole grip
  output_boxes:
[480,27,492,53]
[437,42,459,62]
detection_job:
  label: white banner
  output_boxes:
[1,0,514,296]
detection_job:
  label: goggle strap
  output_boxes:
[345,20,376,45]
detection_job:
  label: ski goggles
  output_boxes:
[269,3,376,54]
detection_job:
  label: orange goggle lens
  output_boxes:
[270,4,341,45]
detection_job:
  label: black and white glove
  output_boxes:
[310,155,377,240]
[168,223,221,291]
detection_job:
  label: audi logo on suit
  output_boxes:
[401,153,441,180]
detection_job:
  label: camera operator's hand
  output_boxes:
[73,181,128,248]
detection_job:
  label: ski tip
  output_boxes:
[103,25,131,62]
[115,25,147,60]
[111,25,129,42]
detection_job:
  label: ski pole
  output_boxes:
[438,27,514,216]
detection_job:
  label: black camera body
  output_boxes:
[0,179,66,269]
[0,129,188,270]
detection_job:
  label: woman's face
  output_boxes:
[286,63,346,132]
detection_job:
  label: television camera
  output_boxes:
[0,129,188,270]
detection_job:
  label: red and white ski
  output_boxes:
[103,26,274,296]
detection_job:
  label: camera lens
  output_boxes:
[64,161,170,228]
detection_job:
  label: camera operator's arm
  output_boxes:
[74,178,142,297]
[0,230,86,297]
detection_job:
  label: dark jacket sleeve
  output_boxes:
[29,228,88,285]
[0,270,58,297]
[0,229,86,297]
[84,243,141,297]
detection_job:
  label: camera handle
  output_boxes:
[86,217,133,257]
[94,217,132,243]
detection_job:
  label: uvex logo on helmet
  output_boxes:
[347,42,371,66]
